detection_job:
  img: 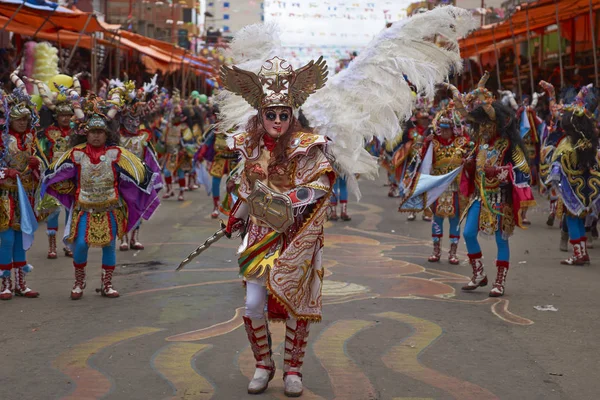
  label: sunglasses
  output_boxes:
[265,110,290,122]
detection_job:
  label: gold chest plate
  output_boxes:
[475,138,509,190]
[74,149,119,210]
[244,148,294,194]
[432,137,468,175]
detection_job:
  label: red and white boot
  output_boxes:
[63,246,73,258]
[561,239,589,265]
[162,176,175,199]
[284,319,310,398]
[328,203,339,221]
[71,263,86,300]
[119,234,129,251]
[462,252,488,291]
[0,266,12,300]
[489,260,509,297]
[188,174,199,191]
[243,316,275,395]
[47,232,58,259]
[448,241,460,265]
[178,178,186,201]
[13,263,39,298]
[211,197,220,219]
[340,201,351,221]
[428,239,441,262]
[98,266,120,298]
[129,229,144,250]
[580,237,591,264]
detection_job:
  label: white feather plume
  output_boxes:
[217,23,283,136]
[302,6,475,199]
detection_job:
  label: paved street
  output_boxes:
[2,175,599,400]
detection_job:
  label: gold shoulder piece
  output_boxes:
[117,147,146,183]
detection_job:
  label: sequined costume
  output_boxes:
[220,54,332,397]
[547,85,599,265]
[0,71,44,300]
[395,104,434,221]
[425,103,470,264]
[161,101,196,201]
[447,73,535,297]
[42,103,160,299]
[116,78,162,251]
[195,126,239,218]
[36,95,79,259]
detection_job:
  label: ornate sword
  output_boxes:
[176,221,227,271]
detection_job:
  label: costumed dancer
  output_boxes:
[30,74,83,259]
[538,80,568,250]
[162,93,195,201]
[116,76,163,251]
[546,85,599,265]
[380,133,403,197]
[394,99,434,221]
[195,125,239,218]
[41,97,160,299]
[516,91,545,225]
[446,73,535,297]
[425,102,470,264]
[221,55,334,397]
[213,10,473,396]
[0,71,43,300]
[328,174,351,221]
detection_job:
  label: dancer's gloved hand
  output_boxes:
[225,216,244,239]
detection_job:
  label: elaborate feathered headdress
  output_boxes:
[220,56,328,110]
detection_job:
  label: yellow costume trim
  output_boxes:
[239,231,280,278]
[117,148,147,184]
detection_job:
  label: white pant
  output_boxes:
[245,281,267,319]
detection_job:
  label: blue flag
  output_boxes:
[16,176,38,250]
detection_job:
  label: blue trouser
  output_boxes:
[432,214,460,243]
[72,212,117,267]
[47,208,70,234]
[565,215,585,241]
[0,229,26,270]
[212,176,222,198]
[463,200,510,262]
[332,177,348,204]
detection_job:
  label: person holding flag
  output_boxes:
[0,70,44,300]
[400,101,471,264]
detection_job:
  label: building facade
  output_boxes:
[105,0,204,50]
[204,0,264,37]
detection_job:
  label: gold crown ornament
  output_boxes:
[55,101,75,115]
[220,56,328,110]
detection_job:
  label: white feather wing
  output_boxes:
[303,6,475,198]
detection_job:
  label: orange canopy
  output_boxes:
[114,30,213,69]
[0,3,112,34]
[460,0,600,58]
[0,14,115,49]
[108,31,215,75]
